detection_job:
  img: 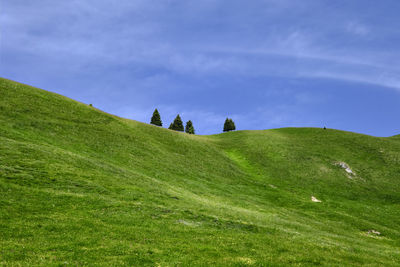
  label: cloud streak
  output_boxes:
[3,1,399,87]
[2,0,400,136]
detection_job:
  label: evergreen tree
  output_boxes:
[223,118,230,132]
[185,120,195,134]
[229,119,236,131]
[150,109,162,126]
[170,114,184,131]
[223,118,236,132]
[168,123,173,130]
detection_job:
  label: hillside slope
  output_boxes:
[0,77,399,266]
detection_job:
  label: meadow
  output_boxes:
[0,77,399,266]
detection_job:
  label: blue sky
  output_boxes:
[1,0,400,136]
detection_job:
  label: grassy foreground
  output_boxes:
[0,77,399,266]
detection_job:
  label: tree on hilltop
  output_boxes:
[229,119,236,131]
[223,118,230,132]
[223,118,236,132]
[185,120,195,134]
[150,109,162,126]
[169,115,184,132]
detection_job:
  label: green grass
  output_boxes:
[1,77,400,266]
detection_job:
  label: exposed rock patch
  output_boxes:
[364,229,383,239]
[335,162,355,178]
[311,196,322,202]
[368,230,381,235]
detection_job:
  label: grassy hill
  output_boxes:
[1,77,399,266]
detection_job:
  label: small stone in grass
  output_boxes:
[311,196,322,202]
[368,230,381,235]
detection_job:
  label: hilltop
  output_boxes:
[0,78,399,266]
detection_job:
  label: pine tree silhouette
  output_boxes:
[170,115,184,131]
[185,120,195,134]
[150,109,162,126]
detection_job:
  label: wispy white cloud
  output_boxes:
[2,0,400,135]
[3,0,399,90]
[300,71,400,91]
[346,21,369,36]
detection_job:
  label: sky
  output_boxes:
[1,0,400,136]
